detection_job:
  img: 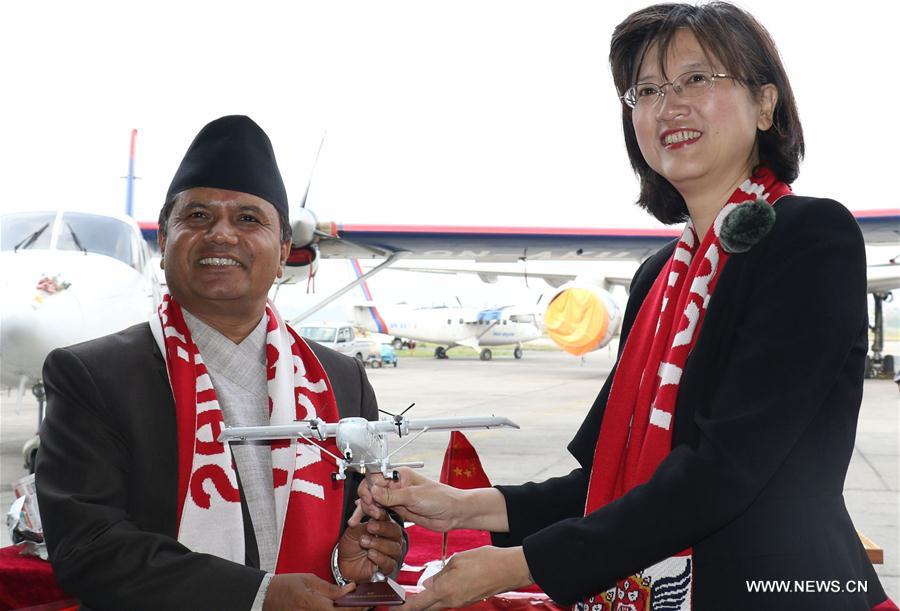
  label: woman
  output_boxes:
[356,3,894,610]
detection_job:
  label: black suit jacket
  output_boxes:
[492,196,888,610]
[35,322,378,611]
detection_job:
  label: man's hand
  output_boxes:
[405,546,533,611]
[338,513,404,581]
[263,573,355,611]
[354,468,461,532]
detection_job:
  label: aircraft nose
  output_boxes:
[0,290,84,373]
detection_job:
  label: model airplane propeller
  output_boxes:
[218,407,518,481]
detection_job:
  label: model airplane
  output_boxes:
[218,408,518,480]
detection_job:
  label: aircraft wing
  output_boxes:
[854,210,900,245]
[382,263,634,291]
[138,208,898,264]
[316,210,900,262]
[319,224,677,262]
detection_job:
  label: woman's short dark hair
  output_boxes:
[157,192,292,243]
[610,2,804,224]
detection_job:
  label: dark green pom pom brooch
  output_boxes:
[719,198,776,254]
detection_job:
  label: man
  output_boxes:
[35,115,402,611]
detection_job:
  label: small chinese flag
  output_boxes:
[439,431,491,489]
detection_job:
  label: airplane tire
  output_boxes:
[392,338,403,351]
[480,349,492,361]
[393,360,398,368]
[514,347,523,359]
[435,347,447,359]
[884,354,895,375]
[865,355,874,379]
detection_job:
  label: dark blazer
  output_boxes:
[35,322,378,611]
[493,196,888,610]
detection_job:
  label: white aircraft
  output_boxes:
[337,258,541,361]
[377,257,900,367]
[218,410,518,481]
[369,263,631,358]
[350,302,543,361]
[0,210,161,421]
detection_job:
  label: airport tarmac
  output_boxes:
[2,344,897,600]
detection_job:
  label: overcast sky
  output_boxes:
[3,1,897,317]
[3,1,898,230]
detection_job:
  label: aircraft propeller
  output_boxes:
[378,403,416,437]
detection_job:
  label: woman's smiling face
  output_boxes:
[630,29,776,196]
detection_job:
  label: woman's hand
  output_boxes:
[354,468,462,532]
[405,546,534,611]
[352,468,511,533]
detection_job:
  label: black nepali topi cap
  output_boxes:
[166,115,289,216]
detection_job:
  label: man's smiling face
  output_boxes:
[159,187,290,321]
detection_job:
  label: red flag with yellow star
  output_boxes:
[439,431,491,489]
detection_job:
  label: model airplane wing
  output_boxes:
[219,419,339,442]
[219,415,518,444]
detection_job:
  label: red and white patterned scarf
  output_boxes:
[150,294,343,579]
[580,167,791,610]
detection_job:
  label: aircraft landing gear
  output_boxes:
[23,382,46,474]
[480,348,493,361]
[434,346,448,359]
[866,292,896,379]
[32,382,46,424]
[513,346,523,359]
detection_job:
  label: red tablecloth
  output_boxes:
[0,545,74,611]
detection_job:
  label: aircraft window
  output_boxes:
[503,320,507,325]
[2,212,55,251]
[299,327,337,343]
[459,318,464,324]
[447,319,452,325]
[57,212,134,266]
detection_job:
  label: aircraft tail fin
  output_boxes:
[350,259,389,334]
[125,129,137,217]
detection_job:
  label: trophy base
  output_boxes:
[335,577,407,607]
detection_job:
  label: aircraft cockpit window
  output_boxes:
[57,213,134,267]
[1,212,55,251]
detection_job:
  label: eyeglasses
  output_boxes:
[621,70,737,109]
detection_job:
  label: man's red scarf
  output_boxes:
[581,167,791,610]
[152,295,342,579]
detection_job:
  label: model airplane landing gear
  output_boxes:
[480,348,492,361]
[434,346,448,359]
[514,346,524,359]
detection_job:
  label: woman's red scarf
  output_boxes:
[580,167,791,610]
[151,295,342,579]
